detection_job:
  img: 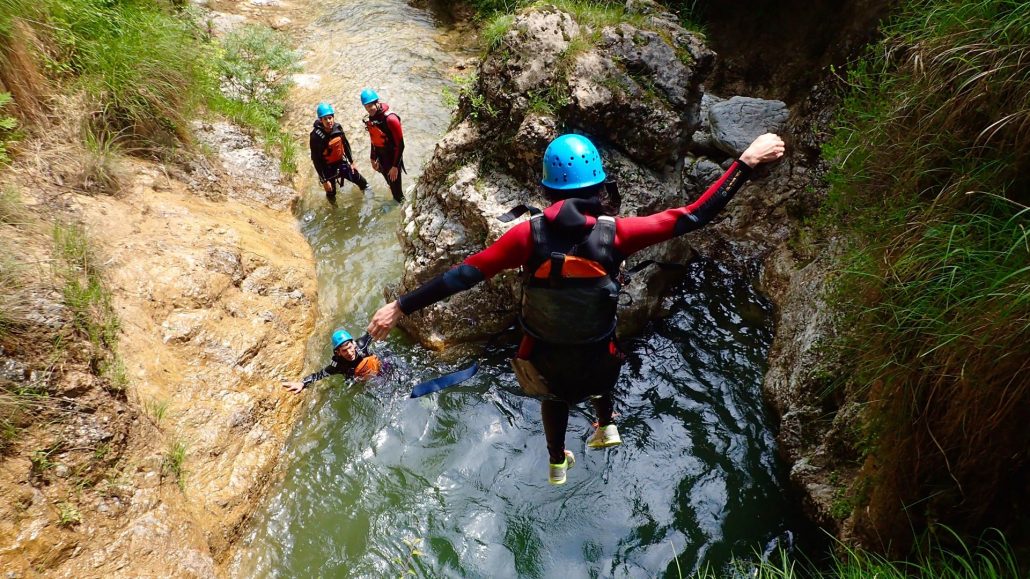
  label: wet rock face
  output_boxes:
[708,96,790,156]
[396,5,724,348]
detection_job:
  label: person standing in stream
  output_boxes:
[360,88,406,203]
[367,132,785,485]
[310,102,369,203]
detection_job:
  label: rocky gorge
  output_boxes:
[5,0,999,573]
[392,0,862,546]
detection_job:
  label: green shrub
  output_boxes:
[57,501,81,526]
[217,25,298,114]
[210,25,299,173]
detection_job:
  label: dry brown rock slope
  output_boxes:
[0,121,315,576]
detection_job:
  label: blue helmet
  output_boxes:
[540,134,607,190]
[316,102,335,118]
[331,328,353,349]
[360,88,380,106]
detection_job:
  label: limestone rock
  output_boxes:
[709,96,790,156]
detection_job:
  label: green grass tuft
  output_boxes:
[163,439,187,491]
[41,0,214,148]
[1,0,299,171]
[52,222,120,350]
[481,13,515,51]
[0,92,18,165]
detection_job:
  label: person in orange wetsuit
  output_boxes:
[310,102,368,202]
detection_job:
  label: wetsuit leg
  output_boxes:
[591,393,614,427]
[325,164,342,201]
[541,399,570,464]
[352,168,369,190]
[326,176,338,202]
[341,164,368,190]
[530,339,623,463]
[381,164,404,202]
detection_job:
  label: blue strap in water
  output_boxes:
[410,362,480,399]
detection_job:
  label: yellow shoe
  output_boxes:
[587,424,622,448]
[548,450,575,485]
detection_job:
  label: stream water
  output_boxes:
[232,1,803,576]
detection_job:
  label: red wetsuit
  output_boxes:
[364,103,405,202]
[396,160,753,464]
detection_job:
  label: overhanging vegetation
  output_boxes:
[818,0,1030,553]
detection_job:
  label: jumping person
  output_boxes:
[367,132,785,484]
[360,88,405,203]
[282,328,382,394]
[310,102,368,202]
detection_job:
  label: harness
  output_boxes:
[519,213,621,345]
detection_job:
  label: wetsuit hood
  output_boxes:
[543,197,604,235]
[370,102,391,117]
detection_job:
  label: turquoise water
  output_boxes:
[232,1,801,576]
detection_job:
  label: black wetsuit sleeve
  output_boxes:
[343,131,354,164]
[674,160,752,235]
[310,132,329,181]
[614,161,755,256]
[355,333,373,355]
[396,264,485,315]
[301,358,345,386]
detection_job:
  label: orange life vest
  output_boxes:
[354,355,381,379]
[364,111,401,150]
[323,135,346,164]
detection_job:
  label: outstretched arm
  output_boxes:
[367,221,533,340]
[615,133,785,256]
[281,361,339,394]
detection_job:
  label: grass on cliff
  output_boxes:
[51,220,133,394]
[0,188,32,340]
[691,528,1020,578]
[0,0,298,171]
[818,0,1030,550]
[0,91,18,165]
